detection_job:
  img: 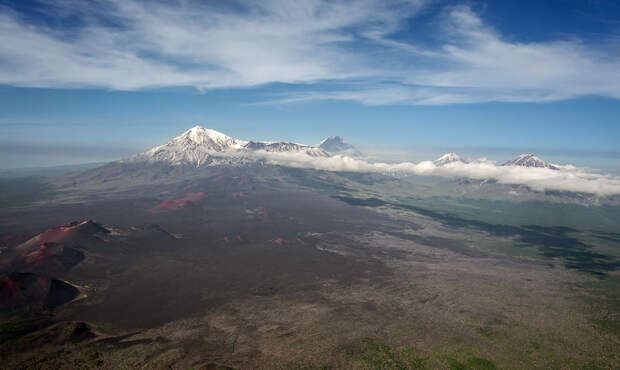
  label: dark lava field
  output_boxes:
[1,165,619,369]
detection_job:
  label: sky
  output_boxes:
[0,0,619,170]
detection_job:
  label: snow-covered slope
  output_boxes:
[245,141,329,157]
[129,126,328,167]
[502,154,559,170]
[132,126,247,166]
[433,153,467,166]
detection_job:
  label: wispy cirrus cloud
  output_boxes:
[0,0,423,89]
[1,1,620,105]
[263,5,620,105]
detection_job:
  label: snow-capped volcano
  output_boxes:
[134,126,246,166]
[318,136,363,157]
[129,125,328,166]
[433,153,467,166]
[502,154,559,170]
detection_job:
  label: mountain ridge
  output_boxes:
[129,126,329,167]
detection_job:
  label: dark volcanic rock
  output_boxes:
[0,272,79,312]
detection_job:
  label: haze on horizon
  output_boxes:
[0,0,619,171]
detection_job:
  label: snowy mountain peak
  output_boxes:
[318,136,363,157]
[184,126,227,141]
[319,135,343,146]
[434,152,466,166]
[175,126,247,151]
[319,136,350,151]
[502,154,558,170]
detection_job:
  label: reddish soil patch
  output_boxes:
[220,235,245,243]
[1,275,22,297]
[272,237,286,245]
[25,243,55,266]
[39,220,104,243]
[17,220,107,252]
[270,237,304,245]
[21,243,84,273]
[148,192,207,214]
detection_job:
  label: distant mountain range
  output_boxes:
[46,126,616,204]
[128,126,561,171]
[59,126,595,198]
[432,152,561,169]
[129,126,331,167]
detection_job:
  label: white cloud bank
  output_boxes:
[1,1,620,104]
[252,151,620,196]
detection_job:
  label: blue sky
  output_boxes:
[1,0,619,169]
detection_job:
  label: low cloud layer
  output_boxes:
[251,151,620,196]
[1,1,620,105]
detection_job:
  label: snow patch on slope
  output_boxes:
[502,153,559,170]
